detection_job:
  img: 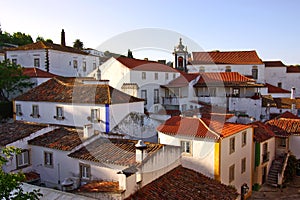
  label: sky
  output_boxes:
[1,0,300,64]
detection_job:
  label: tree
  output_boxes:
[73,39,83,50]
[35,36,45,42]
[45,39,53,44]
[11,32,33,46]
[127,49,134,58]
[0,146,42,199]
[0,60,34,101]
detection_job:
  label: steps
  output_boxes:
[267,156,285,186]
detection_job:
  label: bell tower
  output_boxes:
[173,38,188,72]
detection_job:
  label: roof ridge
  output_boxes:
[197,118,220,139]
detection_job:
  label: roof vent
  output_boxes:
[83,124,93,138]
[291,87,296,99]
[135,140,147,163]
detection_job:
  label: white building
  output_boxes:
[14,76,144,133]
[5,41,100,77]
[157,116,253,199]
[89,56,181,112]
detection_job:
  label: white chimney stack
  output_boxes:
[83,124,93,138]
[135,140,147,163]
[291,87,296,99]
[95,68,101,81]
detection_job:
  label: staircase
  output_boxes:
[267,153,289,186]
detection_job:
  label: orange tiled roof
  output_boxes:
[191,50,263,65]
[194,72,260,87]
[14,77,144,104]
[0,121,46,146]
[273,98,300,109]
[266,112,300,136]
[126,165,238,200]
[157,116,250,139]
[252,121,275,142]
[266,83,290,94]
[24,171,40,182]
[162,73,199,88]
[77,180,122,193]
[6,41,89,55]
[264,61,286,67]
[28,127,86,151]
[22,68,57,78]
[68,138,163,166]
[116,57,177,72]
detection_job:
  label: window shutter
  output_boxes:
[255,142,261,167]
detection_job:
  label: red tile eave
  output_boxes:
[77,180,122,193]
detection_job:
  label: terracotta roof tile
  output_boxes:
[22,68,57,78]
[194,72,262,87]
[28,127,85,151]
[266,83,290,94]
[116,57,177,72]
[191,50,263,65]
[68,138,163,166]
[15,77,143,104]
[266,112,300,136]
[162,73,199,88]
[24,171,40,182]
[157,116,250,139]
[264,61,286,67]
[0,121,46,146]
[276,111,300,119]
[6,41,89,55]
[77,180,121,193]
[126,165,238,200]
[252,121,275,142]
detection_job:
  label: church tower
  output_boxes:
[173,38,188,72]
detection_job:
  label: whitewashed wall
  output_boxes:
[220,128,253,195]
[289,135,300,159]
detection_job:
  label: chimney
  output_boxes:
[61,29,66,46]
[95,68,101,80]
[291,87,296,99]
[135,140,147,163]
[83,124,93,138]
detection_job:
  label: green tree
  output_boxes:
[35,36,45,42]
[0,60,34,101]
[73,39,83,50]
[11,32,33,46]
[0,146,42,200]
[45,39,53,44]
[127,49,134,58]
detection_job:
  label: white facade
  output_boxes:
[188,64,266,83]
[14,100,144,133]
[0,52,4,61]
[289,135,300,159]
[6,49,100,77]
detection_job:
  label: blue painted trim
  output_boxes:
[105,104,110,133]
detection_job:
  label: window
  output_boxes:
[154,73,158,80]
[73,60,78,68]
[229,137,235,154]
[232,88,240,97]
[44,151,53,167]
[80,163,91,179]
[181,141,191,154]
[142,72,146,80]
[178,56,183,67]
[262,142,269,163]
[55,107,64,120]
[173,73,176,79]
[16,104,22,116]
[154,89,159,104]
[93,63,96,70]
[280,138,286,147]
[165,73,169,80]
[90,109,99,122]
[242,131,247,147]
[229,164,235,182]
[82,61,87,72]
[17,150,30,168]
[277,82,282,88]
[241,158,246,174]
[12,58,17,64]
[181,104,187,111]
[141,90,147,105]
[31,105,39,118]
[252,66,258,79]
[199,66,205,72]
[34,58,40,67]
[225,66,231,72]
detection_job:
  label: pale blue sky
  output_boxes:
[1,0,300,64]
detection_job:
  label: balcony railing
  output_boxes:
[262,152,270,163]
[162,97,179,105]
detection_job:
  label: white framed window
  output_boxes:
[34,58,40,67]
[141,90,147,105]
[90,109,99,122]
[55,106,64,120]
[242,131,247,147]
[16,104,22,116]
[31,105,39,118]
[229,164,235,182]
[82,61,87,72]
[252,66,258,79]
[16,150,30,168]
[232,88,240,97]
[142,72,146,80]
[165,73,169,80]
[73,60,78,68]
[154,89,159,104]
[44,151,53,167]
[229,137,235,154]
[241,158,246,174]
[80,163,91,179]
[181,141,191,154]
[154,73,158,80]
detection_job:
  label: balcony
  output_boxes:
[162,97,179,105]
[262,152,270,163]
